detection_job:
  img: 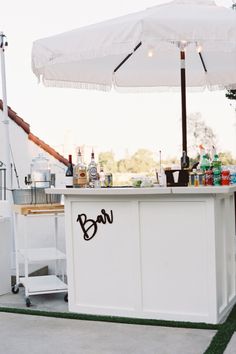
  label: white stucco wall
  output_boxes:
[0,110,66,190]
[0,109,67,277]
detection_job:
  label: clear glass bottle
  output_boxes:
[88,149,98,187]
[73,149,87,188]
[65,154,73,188]
[99,165,105,188]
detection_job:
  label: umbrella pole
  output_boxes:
[0,33,11,200]
[180,50,189,169]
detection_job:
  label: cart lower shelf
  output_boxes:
[19,275,67,295]
[18,247,66,262]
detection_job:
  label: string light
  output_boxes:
[178,40,188,51]
[196,43,203,53]
[147,46,155,58]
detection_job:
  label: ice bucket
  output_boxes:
[12,188,61,205]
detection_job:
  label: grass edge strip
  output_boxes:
[0,306,219,330]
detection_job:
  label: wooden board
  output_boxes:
[13,203,64,215]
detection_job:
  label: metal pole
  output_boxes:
[0,32,11,200]
[180,50,187,153]
[232,103,236,159]
[235,105,236,159]
[233,1,236,156]
[180,49,189,169]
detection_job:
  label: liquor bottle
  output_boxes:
[99,165,105,187]
[180,150,189,169]
[73,149,87,188]
[65,154,73,188]
[88,149,98,187]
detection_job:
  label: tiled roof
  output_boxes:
[0,100,69,167]
[28,133,69,166]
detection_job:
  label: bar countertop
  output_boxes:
[46,185,236,196]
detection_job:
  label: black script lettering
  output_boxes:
[76,209,113,241]
[77,213,97,241]
[96,215,105,224]
[101,209,113,224]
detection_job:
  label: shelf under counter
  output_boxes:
[18,247,66,262]
[19,275,67,295]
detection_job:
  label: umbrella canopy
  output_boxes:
[32,0,236,165]
[32,0,236,91]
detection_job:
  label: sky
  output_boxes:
[1,0,236,162]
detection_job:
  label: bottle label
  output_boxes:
[89,166,97,181]
[221,170,230,185]
[65,176,73,187]
[73,169,87,187]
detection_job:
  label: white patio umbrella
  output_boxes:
[32,0,236,167]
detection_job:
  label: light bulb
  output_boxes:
[178,40,188,51]
[196,43,203,53]
[147,46,154,58]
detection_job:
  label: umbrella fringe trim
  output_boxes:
[113,83,236,93]
[42,78,112,92]
[40,77,236,92]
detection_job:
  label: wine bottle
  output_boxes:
[65,154,73,188]
[73,149,87,188]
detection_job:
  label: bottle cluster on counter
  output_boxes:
[189,148,236,187]
[65,149,113,188]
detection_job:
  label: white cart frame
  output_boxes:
[12,204,68,307]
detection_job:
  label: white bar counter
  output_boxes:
[47,186,236,324]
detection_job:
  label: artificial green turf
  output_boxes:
[1,303,236,353]
[203,304,236,354]
[0,306,218,330]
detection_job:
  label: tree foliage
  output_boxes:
[99,149,157,174]
[98,151,117,173]
[130,149,156,173]
[225,90,236,101]
[117,158,135,173]
[187,112,217,157]
[219,151,236,165]
[98,145,235,175]
[118,149,156,173]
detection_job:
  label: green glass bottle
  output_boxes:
[200,154,210,172]
[212,154,222,186]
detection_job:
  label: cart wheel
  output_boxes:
[11,285,19,294]
[26,298,31,307]
[64,293,68,302]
